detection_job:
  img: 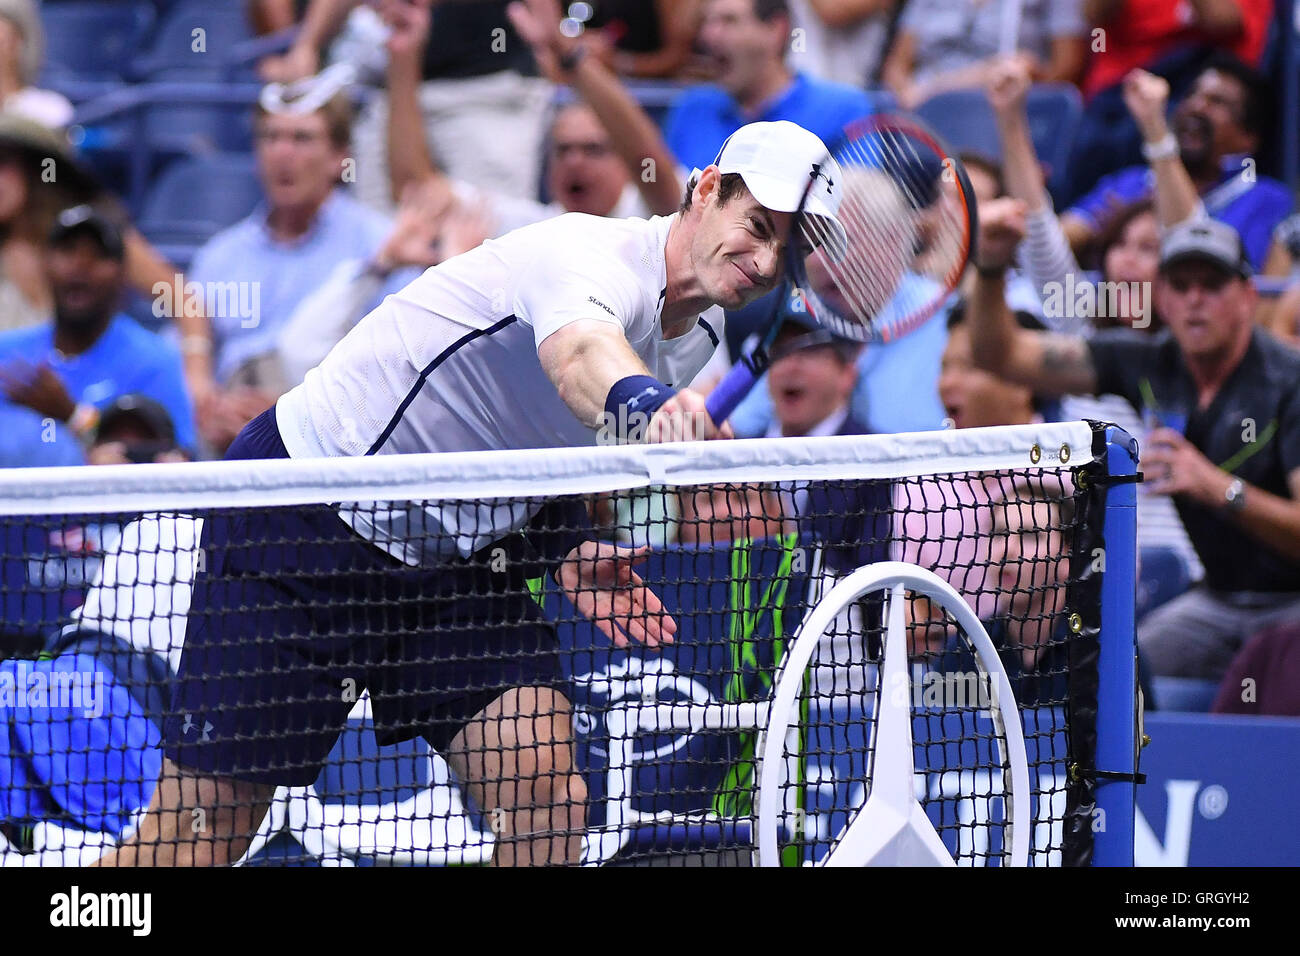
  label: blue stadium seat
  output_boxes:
[128,2,254,80]
[1135,546,1195,621]
[1152,677,1222,713]
[914,89,1002,164]
[914,85,1084,194]
[143,99,256,155]
[137,152,262,248]
[78,101,256,162]
[1023,84,1084,199]
[38,1,155,83]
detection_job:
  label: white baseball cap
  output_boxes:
[693,120,848,260]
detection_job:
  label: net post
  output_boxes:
[1093,424,1139,866]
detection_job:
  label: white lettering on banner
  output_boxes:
[1134,778,1200,866]
[49,886,151,936]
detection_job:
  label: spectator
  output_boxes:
[879,0,1087,110]
[86,394,190,466]
[583,0,705,78]
[0,388,186,659]
[731,145,1040,437]
[680,316,890,564]
[0,205,197,459]
[0,210,195,657]
[1211,620,1300,716]
[760,316,890,571]
[988,57,1204,595]
[969,210,1300,683]
[0,0,73,130]
[1256,213,1300,343]
[1082,0,1271,103]
[0,514,196,862]
[0,114,99,334]
[262,0,551,208]
[786,0,897,88]
[187,68,397,451]
[928,480,1076,709]
[894,302,1048,653]
[662,0,877,172]
[1061,57,1290,267]
[1060,0,1272,202]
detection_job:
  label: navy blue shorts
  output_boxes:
[163,408,563,786]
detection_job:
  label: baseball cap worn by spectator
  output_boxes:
[1159,219,1253,279]
[94,393,183,464]
[0,113,98,196]
[48,204,126,260]
[770,313,859,363]
[97,393,176,444]
[692,120,849,260]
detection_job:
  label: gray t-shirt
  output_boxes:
[1087,327,1300,593]
[902,0,1085,86]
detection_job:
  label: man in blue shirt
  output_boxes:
[663,0,876,172]
[0,206,196,459]
[188,73,402,452]
[1060,55,1291,270]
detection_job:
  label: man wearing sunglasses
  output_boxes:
[969,207,1300,688]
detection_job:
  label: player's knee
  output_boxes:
[519,755,586,813]
[557,769,587,812]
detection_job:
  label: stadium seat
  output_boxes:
[136,152,263,248]
[1135,546,1195,621]
[1152,677,1221,713]
[915,85,1083,193]
[38,1,155,83]
[1023,84,1085,198]
[143,99,257,155]
[128,2,254,80]
[915,89,1003,164]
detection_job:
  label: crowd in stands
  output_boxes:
[0,0,1296,721]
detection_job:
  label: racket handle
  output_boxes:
[706,349,770,425]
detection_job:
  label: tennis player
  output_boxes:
[97,120,845,867]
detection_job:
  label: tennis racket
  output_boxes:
[705,114,979,425]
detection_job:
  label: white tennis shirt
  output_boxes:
[275,212,724,563]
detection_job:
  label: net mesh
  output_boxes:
[0,423,1120,867]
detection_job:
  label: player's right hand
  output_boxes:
[645,388,733,443]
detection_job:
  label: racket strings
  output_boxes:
[798,120,973,343]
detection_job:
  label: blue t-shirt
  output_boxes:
[189,190,393,383]
[664,73,876,171]
[1066,158,1293,270]
[0,315,197,452]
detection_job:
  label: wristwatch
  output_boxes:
[1224,478,1247,512]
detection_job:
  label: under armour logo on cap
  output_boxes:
[810,162,835,195]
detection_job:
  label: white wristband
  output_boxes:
[1141,132,1179,163]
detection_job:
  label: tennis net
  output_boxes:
[0,420,1138,866]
